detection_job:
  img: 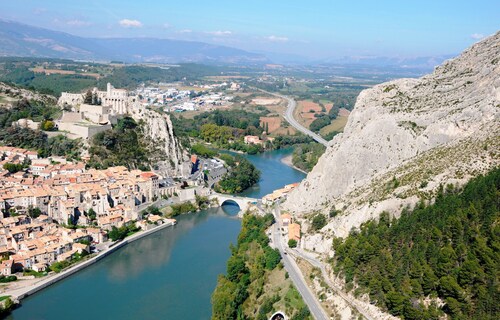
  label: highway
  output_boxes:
[272,203,329,320]
[255,88,329,146]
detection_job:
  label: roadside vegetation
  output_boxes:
[211,213,311,320]
[291,143,326,172]
[48,250,90,273]
[332,168,500,320]
[107,223,142,242]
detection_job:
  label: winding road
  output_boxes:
[257,89,375,319]
[255,89,329,146]
[272,203,329,320]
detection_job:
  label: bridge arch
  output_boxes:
[220,199,241,209]
[210,193,257,215]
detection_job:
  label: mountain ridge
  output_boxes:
[0,19,267,64]
[1,19,455,70]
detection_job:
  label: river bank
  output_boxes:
[10,207,241,320]
[10,149,305,320]
[4,220,176,302]
[281,154,308,174]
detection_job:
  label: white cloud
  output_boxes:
[266,35,289,42]
[163,23,172,29]
[178,29,192,33]
[206,30,233,36]
[66,19,91,27]
[33,8,47,15]
[119,19,143,28]
[470,33,485,40]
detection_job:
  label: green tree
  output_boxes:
[2,163,24,173]
[41,120,56,131]
[215,156,260,194]
[311,214,326,231]
[86,208,97,220]
[83,90,93,104]
[331,169,500,319]
[27,206,42,218]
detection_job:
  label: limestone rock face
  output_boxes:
[284,32,500,239]
[133,109,188,177]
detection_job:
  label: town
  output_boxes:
[0,144,299,279]
[0,79,304,315]
[0,145,180,275]
[134,81,238,112]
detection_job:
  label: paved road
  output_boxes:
[289,248,375,320]
[255,89,329,146]
[272,204,329,320]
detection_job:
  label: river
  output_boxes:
[9,148,305,320]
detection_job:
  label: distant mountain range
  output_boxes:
[321,54,455,70]
[0,19,268,64]
[0,19,454,70]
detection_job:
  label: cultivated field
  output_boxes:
[294,100,326,128]
[259,116,282,133]
[252,97,282,105]
[320,108,350,135]
[254,96,297,136]
[30,67,101,78]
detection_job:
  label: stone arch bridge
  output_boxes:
[210,193,259,214]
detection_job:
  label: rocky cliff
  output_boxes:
[133,108,188,177]
[284,32,500,241]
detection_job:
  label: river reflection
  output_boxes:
[106,210,212,282]
[10,207,241,320]
[106,206,240,282]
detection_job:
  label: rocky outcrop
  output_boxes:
[133,109,188,177]
[0,82,57,107]
[284,32,500,240]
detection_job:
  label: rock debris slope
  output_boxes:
[284,32,500,240]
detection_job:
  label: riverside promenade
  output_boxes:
[5,220,176,301]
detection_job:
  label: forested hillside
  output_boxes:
[332,168,500,319]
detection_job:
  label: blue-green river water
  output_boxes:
[10,148,305,319]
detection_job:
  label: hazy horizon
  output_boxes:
[1,0,498,60]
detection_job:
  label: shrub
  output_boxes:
[0,276,17,283]
[311,214,327,231]
[329,209,340,218]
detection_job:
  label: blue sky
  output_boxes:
[1,0,499,59]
